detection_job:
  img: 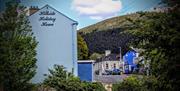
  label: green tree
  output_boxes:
[112,76,143,91]
[0,2,37,91]
[161,0,180,7]
[126,7,180,91]
[81,82,106,91]
[112,76,159,91]
[43,64,106,91]
[89,52,102,60]
[44,65,83,91]
[78,34,89,60]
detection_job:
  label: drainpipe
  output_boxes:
[71,22,78,75]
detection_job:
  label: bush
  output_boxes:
[112,75,159,91]
[81,82,106,91]
[112,76,143,91]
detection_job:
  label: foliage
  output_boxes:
[112,76,143,91]
[77,34,89,60]
[81,82,106,91]
[89,52,102,60]
[43,65,82,91]
[78,13,140,34]
[0,2,37,91]
[78,13,141,56]
[161,0,180,7]
[112,76,159,91]
[81,28,133,55]
[126,7,180,91]
[43,65,106,91]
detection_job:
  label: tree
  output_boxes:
[112,76,159,91]
[89,53,102,60]
[161,0,180,8]
[43,65,83,91]
[78,34,89,60]
[112,76,143,91]
[81,82,106,91]
[126,9,180,90]
[43,65,106,91]
[0,2,37,91]
[81,28,132,55]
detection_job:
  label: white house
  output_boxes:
[94,50,122,75]
[28,5,78,83]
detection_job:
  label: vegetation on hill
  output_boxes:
[80,28,133,55]
[129,12,180,91]
[78,13,140,34]
[112,0,180,90]
[78,13,144,56]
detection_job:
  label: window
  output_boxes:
[106,63,109,69]
[114,63,116,69]
[125,65,129,70]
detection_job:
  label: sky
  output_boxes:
[2,0,161,29]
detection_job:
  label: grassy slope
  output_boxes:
[78,13,140,34]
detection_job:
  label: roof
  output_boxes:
[78,60,95,63]
[96,54,120,62]
[29,4,78,24]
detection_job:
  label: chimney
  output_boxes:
[29,6,39,15]
[105,50,111,56]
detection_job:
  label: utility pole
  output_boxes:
[119,47,124,73]
[119,47,122,62]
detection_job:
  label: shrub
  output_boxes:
[81,82,106,91]
[112,75,159,91]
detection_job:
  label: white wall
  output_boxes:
[29,5,77,83]
[94,60,120,75]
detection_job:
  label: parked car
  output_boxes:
[102,70,112,75]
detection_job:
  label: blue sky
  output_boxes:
[21,0,161,29]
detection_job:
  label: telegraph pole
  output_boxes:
[119,47,124,73]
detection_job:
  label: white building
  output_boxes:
[94,50,121,75]
[28,5,78,82]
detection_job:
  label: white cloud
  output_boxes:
[72,0,122,20]
[90,16,103,20]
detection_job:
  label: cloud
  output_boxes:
[72,0,122,20]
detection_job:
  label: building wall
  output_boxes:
[123,51,137,73]
[78,62,93,81]
[123,51,137,65]
[102,61,120,70]
[94,60,120,75]
[29,5,77,83]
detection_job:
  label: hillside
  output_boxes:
[78,13,140,34]
[78,13,144,56]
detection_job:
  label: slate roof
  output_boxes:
[96,54,120,62]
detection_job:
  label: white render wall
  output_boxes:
[29,5,77,83]
[94,61,120,75]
